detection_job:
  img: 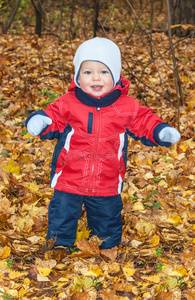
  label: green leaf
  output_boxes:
[22,130,28,135]
[130,195,137,202]
[153,177,161,182]
[7,258,13,268]
[164,155,172,162]
[151,190,158,195]
[156,263,163,272]
[153,202,161,209]
[143,196,151,202]
[2,151,9,156]
[156,247,162,256]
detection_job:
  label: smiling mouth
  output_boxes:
[91,85,103,90]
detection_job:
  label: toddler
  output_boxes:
[26,37,180,249]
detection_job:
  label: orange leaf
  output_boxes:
[100,246,118,261]
[156,291,174,300]
[76,238,100,256]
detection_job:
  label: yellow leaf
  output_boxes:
[134,156,139,163]
[83,277,94,288]
[166,214,182,225]
[37,274,50,282]
[150,235,160,247]
[23,278,31,289]
[180,144,188,152]
[147,158,152,165]
[76,220,90,242]
[18,288,26,298]
[171,24,181,29]
[22,131,33,139]
[55,263,66,270]
[9,270,28,280]
[3,159,20,175]
[35,258,57,269]
[0,261,8,272]
[37,267,52,277]
[133,202,145,212]
[158,180,168,187]
[181,76,193,84]
[85,266,103,277]
[18,154,33,164]
[0,246,11,259]
[141,274,160,283]
[74,276,94,289]
[135,220,156,237]
[171,150,178,158]
[170,267,188,277]
[123,267,135,277]
[16,217,34,233]
[25,182,41,196]
[181,24,195,30]
[166,277,178,288]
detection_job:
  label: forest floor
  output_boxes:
[0,26,195,300]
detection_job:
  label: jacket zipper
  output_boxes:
[88,107,101,196]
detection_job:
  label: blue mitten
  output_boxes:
[159,127,181,143]
[27,115,52,136]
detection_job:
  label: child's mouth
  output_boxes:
[91,85,103,91]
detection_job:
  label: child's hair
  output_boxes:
[73,37,122,87]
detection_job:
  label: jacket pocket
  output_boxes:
[87,112,93,134]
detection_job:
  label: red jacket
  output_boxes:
[26,76,171,196]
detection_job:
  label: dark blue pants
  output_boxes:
[47,190,123,249]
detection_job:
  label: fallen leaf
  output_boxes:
[76,238,100,256]
[100,246,118,261]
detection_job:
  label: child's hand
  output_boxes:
[159,127,181,143]
[27,115,52,136]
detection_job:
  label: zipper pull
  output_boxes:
[97,107,100,111]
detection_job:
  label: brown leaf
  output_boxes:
[184,289,195,300]
[99,289,118,300]
[100,246,118,261]
[71,291,90,300]
[155,291,174,300]
[76,238,100,256]
[41,237,57,250]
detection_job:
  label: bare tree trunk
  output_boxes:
[93,0,99,37]
[140,0,142,10]
[69,0,75,39]
[60,0,64,34]
[159,0,163,13]
[2,0,21,34]
[169,0,195,36]
[150,0,154,59]
[166,0,184,130]
[31,0,45,37]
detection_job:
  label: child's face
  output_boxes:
[78,61,114,97]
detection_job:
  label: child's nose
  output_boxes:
[92,73,100,80]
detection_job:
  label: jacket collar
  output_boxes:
[68,75,130,108]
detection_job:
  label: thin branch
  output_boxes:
[142,31,194,70]
[166,0,183,131]
[122,56,175,106]
[3,0,21,34]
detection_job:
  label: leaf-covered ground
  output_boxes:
[0,30,195,300]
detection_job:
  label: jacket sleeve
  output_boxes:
[126,102,172,147]
[25,96,68,140]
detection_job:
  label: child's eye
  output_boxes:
[101,70,108,74]
[84,71,91,74]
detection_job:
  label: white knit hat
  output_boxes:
[73,37,121,87]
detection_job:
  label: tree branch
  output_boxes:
[3,0,21,34]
